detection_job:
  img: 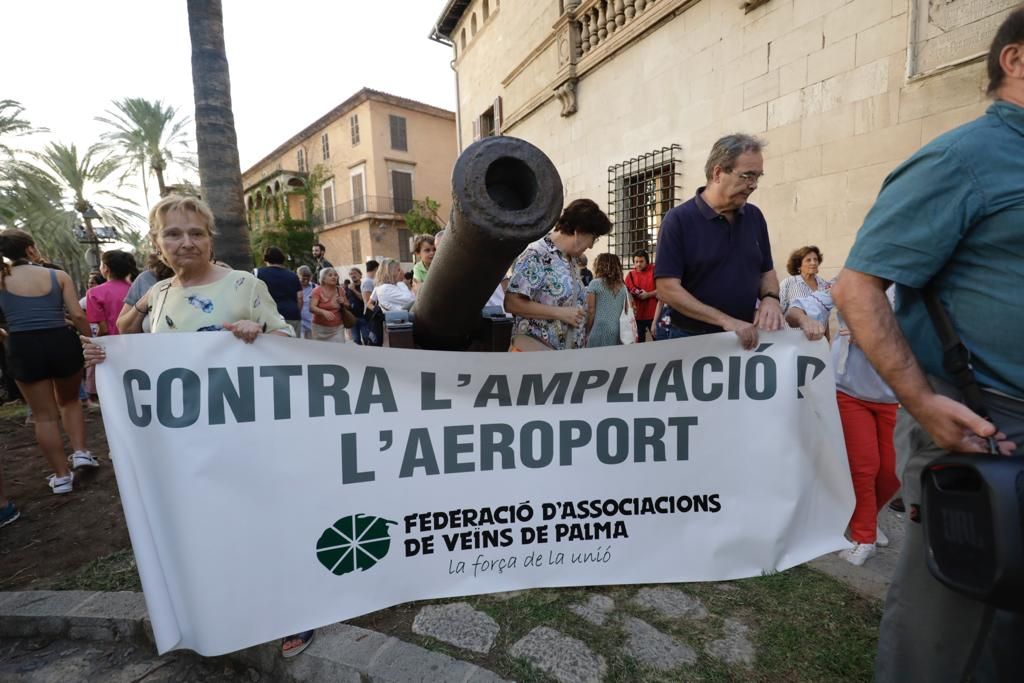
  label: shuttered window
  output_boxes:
[391,170,413,214]
[389,115,407,151]
[397,228,412,262]
[351,173,365,214]
[322,184,335,224]
[351,229,362,264]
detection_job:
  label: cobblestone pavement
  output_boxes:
[0,511,901,682]
[0,636,270,683]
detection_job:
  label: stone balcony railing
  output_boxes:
[497,0,698,130]
[575,0,664,56]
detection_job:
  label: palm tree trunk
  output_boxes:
[152,158,168,198]
[139,168,150,210]
[187,0,251,268]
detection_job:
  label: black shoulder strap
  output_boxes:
[922,286,990,420]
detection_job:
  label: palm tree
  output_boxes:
[0,99,39,157]
[0,162,87,281]
[29,142,143,269]
[0,101,82,272]
[187,0,251,268]
[96,97,194,206]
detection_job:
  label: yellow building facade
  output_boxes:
[433,0,1017,276]
[242,88,457,270]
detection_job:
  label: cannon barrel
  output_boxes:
[411,136,563,350]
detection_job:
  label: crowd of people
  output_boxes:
[1,9,1021,676]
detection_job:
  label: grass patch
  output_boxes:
[404,567,880,682]
[47,549,141,592]
[37,549,879,681]
[0,401,28,421]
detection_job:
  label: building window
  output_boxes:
[473,97,502,140]
[478,108,495,138]
[483,0,490,20]
[391,170,414,214]
[322,182,335,224]
[297,148,306,173]
[607,145,681,262]
[351,229,363,264]
[471,13,478,35]
[321,133,330,160]
[397,227,412,262]
[350,115,360,146]
[351,171,365,214]
[389,115,408,151]
[460,29,467,50]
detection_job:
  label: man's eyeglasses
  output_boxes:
[729,170,764,185]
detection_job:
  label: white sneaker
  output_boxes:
[69,451,99,469]
[47,472,74,494]
[839,543,876,566]
[876,527,889,547]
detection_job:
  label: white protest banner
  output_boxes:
[94,329,853,656]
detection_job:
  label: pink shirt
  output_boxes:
[86,279,131,336]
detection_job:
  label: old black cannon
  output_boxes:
[384,135,563,351]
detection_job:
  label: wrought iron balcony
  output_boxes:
[322,195,415,226]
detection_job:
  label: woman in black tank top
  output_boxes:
[0,229,96,499]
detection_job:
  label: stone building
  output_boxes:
[241,88,457,269]
[431,0,1017,276]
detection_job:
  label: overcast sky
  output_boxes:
[3,0,456,208]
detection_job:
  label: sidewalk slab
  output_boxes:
[0,590,99,637]
[0,590,510,682]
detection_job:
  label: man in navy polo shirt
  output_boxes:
[654,133,783,349]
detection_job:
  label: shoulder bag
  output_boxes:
[919,287,1024,614]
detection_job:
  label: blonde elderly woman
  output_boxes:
[370,258,416,312]
[84,195,312,658]
[105,195,293,339]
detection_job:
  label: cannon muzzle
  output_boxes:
[411,136,563,350]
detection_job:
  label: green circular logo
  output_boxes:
[316,514,396,576]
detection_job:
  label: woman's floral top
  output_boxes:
[507,235,586,350]
[147,270,293,335]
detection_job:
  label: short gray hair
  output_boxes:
[296,265,312,277]
[704,133,765,180]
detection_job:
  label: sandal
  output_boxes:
[281,629,315,658]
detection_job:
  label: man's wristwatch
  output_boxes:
[760,292,780,301]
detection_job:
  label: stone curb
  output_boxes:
[0,591,509,683]
[807,555,889,602]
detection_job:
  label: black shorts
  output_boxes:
[4,327,84,383]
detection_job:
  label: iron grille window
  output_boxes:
[389,115,408,151]
[607,145,681,262]
[350,115,360,146]
[321,133,330,160]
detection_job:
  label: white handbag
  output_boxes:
[619,296,637,345]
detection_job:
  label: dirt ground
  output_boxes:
[0,405,130,590]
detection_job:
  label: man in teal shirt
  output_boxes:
[833,9,1024,682]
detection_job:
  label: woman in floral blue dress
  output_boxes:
[505,199,612,351]
[585,253,630,347]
